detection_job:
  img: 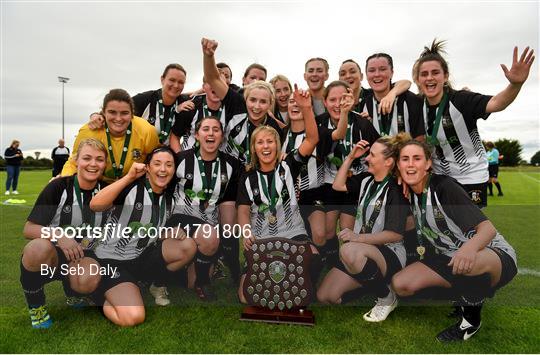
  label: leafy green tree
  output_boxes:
[494,139,523,166]
[531,151,540,165]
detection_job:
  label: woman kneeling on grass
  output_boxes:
[20,138,108,328]
[237,86,321,303]
[90,147,196,326]
[317,135,410,323]
[391,138,517,342]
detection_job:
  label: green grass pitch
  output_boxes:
[1,169,539,353]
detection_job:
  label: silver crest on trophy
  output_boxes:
[251,244,258,252]
[264,290,270,298]
[260,262,267,271]
[278,302,285,310]
[264,279,271,288]
[260,244,266,252]
[283,281,289,289]
[296,255,303,263]
[288,264,295,272]
[286,300,293,309]
[253,253,259,261]
[247,286,254,294]
[253,264,259,272]
[298,277,304,286]
[291,245,297,253]
[273,285,280,293]
[289,274,296,282]
[260,298,267,307]
[300,289,307,298]
[256,284,262,292]
[268,301,275,310]
[253,294,260,303]
[283,243,290,251]
[297,266,303,274]
[283,291,290,300]
[259,272,265,281]
[250,274,257,283]
[292,286,298,294]
[275,240,282,249]
[299,246,305,254]
[294,296,301,305]
[273,294,279,303]
[267,242,273,250]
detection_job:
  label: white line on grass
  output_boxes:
[518,268,540,277]
[519,172,540,183]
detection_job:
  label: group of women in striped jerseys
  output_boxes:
[19,36,534,342]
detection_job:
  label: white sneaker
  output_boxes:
[12,190,19,195]
[149,284,170,306]
[4,191,9,195]
[363,291,398,322]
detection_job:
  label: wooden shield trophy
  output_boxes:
[240,237,315,326]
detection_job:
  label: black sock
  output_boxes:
[495,182,502,194]
[309,253,323,287]
[20,260,46,308]
[488,182,493,195]
[194,251,215,287]
[341,288,368,304]
[221,236,240,281]
[325,237,339,268]
[462,304,483,326]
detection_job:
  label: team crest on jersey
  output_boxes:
[235,125,242,132]
[135,202,143,211]
[253,188,260,196]
[221,174,228,184]
[375,199,382,211]
[132,149,142,161]
[470,190,482,204]
[279,171,286,181]
[442,115,453,128]
[433,207,445,220]
[63,205,72,214]
[186,173,193,180]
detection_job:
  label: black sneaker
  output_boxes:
[436,317,481,342]
[498,192,504,196]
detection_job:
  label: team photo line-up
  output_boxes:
[18,37,534,343]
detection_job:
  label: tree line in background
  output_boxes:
[0,140,538,168]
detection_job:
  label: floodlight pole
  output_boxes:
[58,76,70,140]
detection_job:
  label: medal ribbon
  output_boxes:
[373,97,397,136]
[426,91,448,146]
[202,96,223,119]
[259,172,278,215]
[73,175,97,226]
[195,149,220,203]
[144,178,167,227]
[412,174,432,258]
[157,96,176,143]
[105,121,132,180]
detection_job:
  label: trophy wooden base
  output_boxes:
[240,306,315,326]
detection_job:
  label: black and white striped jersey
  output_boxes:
[346,173,409,266]
[132,89,189,144]
[359,89,424,138]
[424,89,492,185]
[237,151,309,239]
[316,112,380,183]
[173,89,245,151]
[281,126,333,191]
[411,174,516,263]
[27,175,107,250]
[173,148,241,225]
[95,177,175,261]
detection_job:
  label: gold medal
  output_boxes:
[81,238,90,249]
[416,246,426,259]
[268,214,277,224]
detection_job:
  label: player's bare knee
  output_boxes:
[117,307,145,327]
[22,239,56,268]
[391,274,413,297]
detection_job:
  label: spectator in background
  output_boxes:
[5,139,23,195]
[486,141,504,196]
[51,139,70,177]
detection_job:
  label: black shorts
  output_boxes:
[299,186,326,217]
[461,182,487,209]
[52,246,98,281]
[167,214,209,237]
[97,242,168,293]
[322,183,357,216]
[335,244,403,283]
[419,247,517,293]
[488,165,499,178]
